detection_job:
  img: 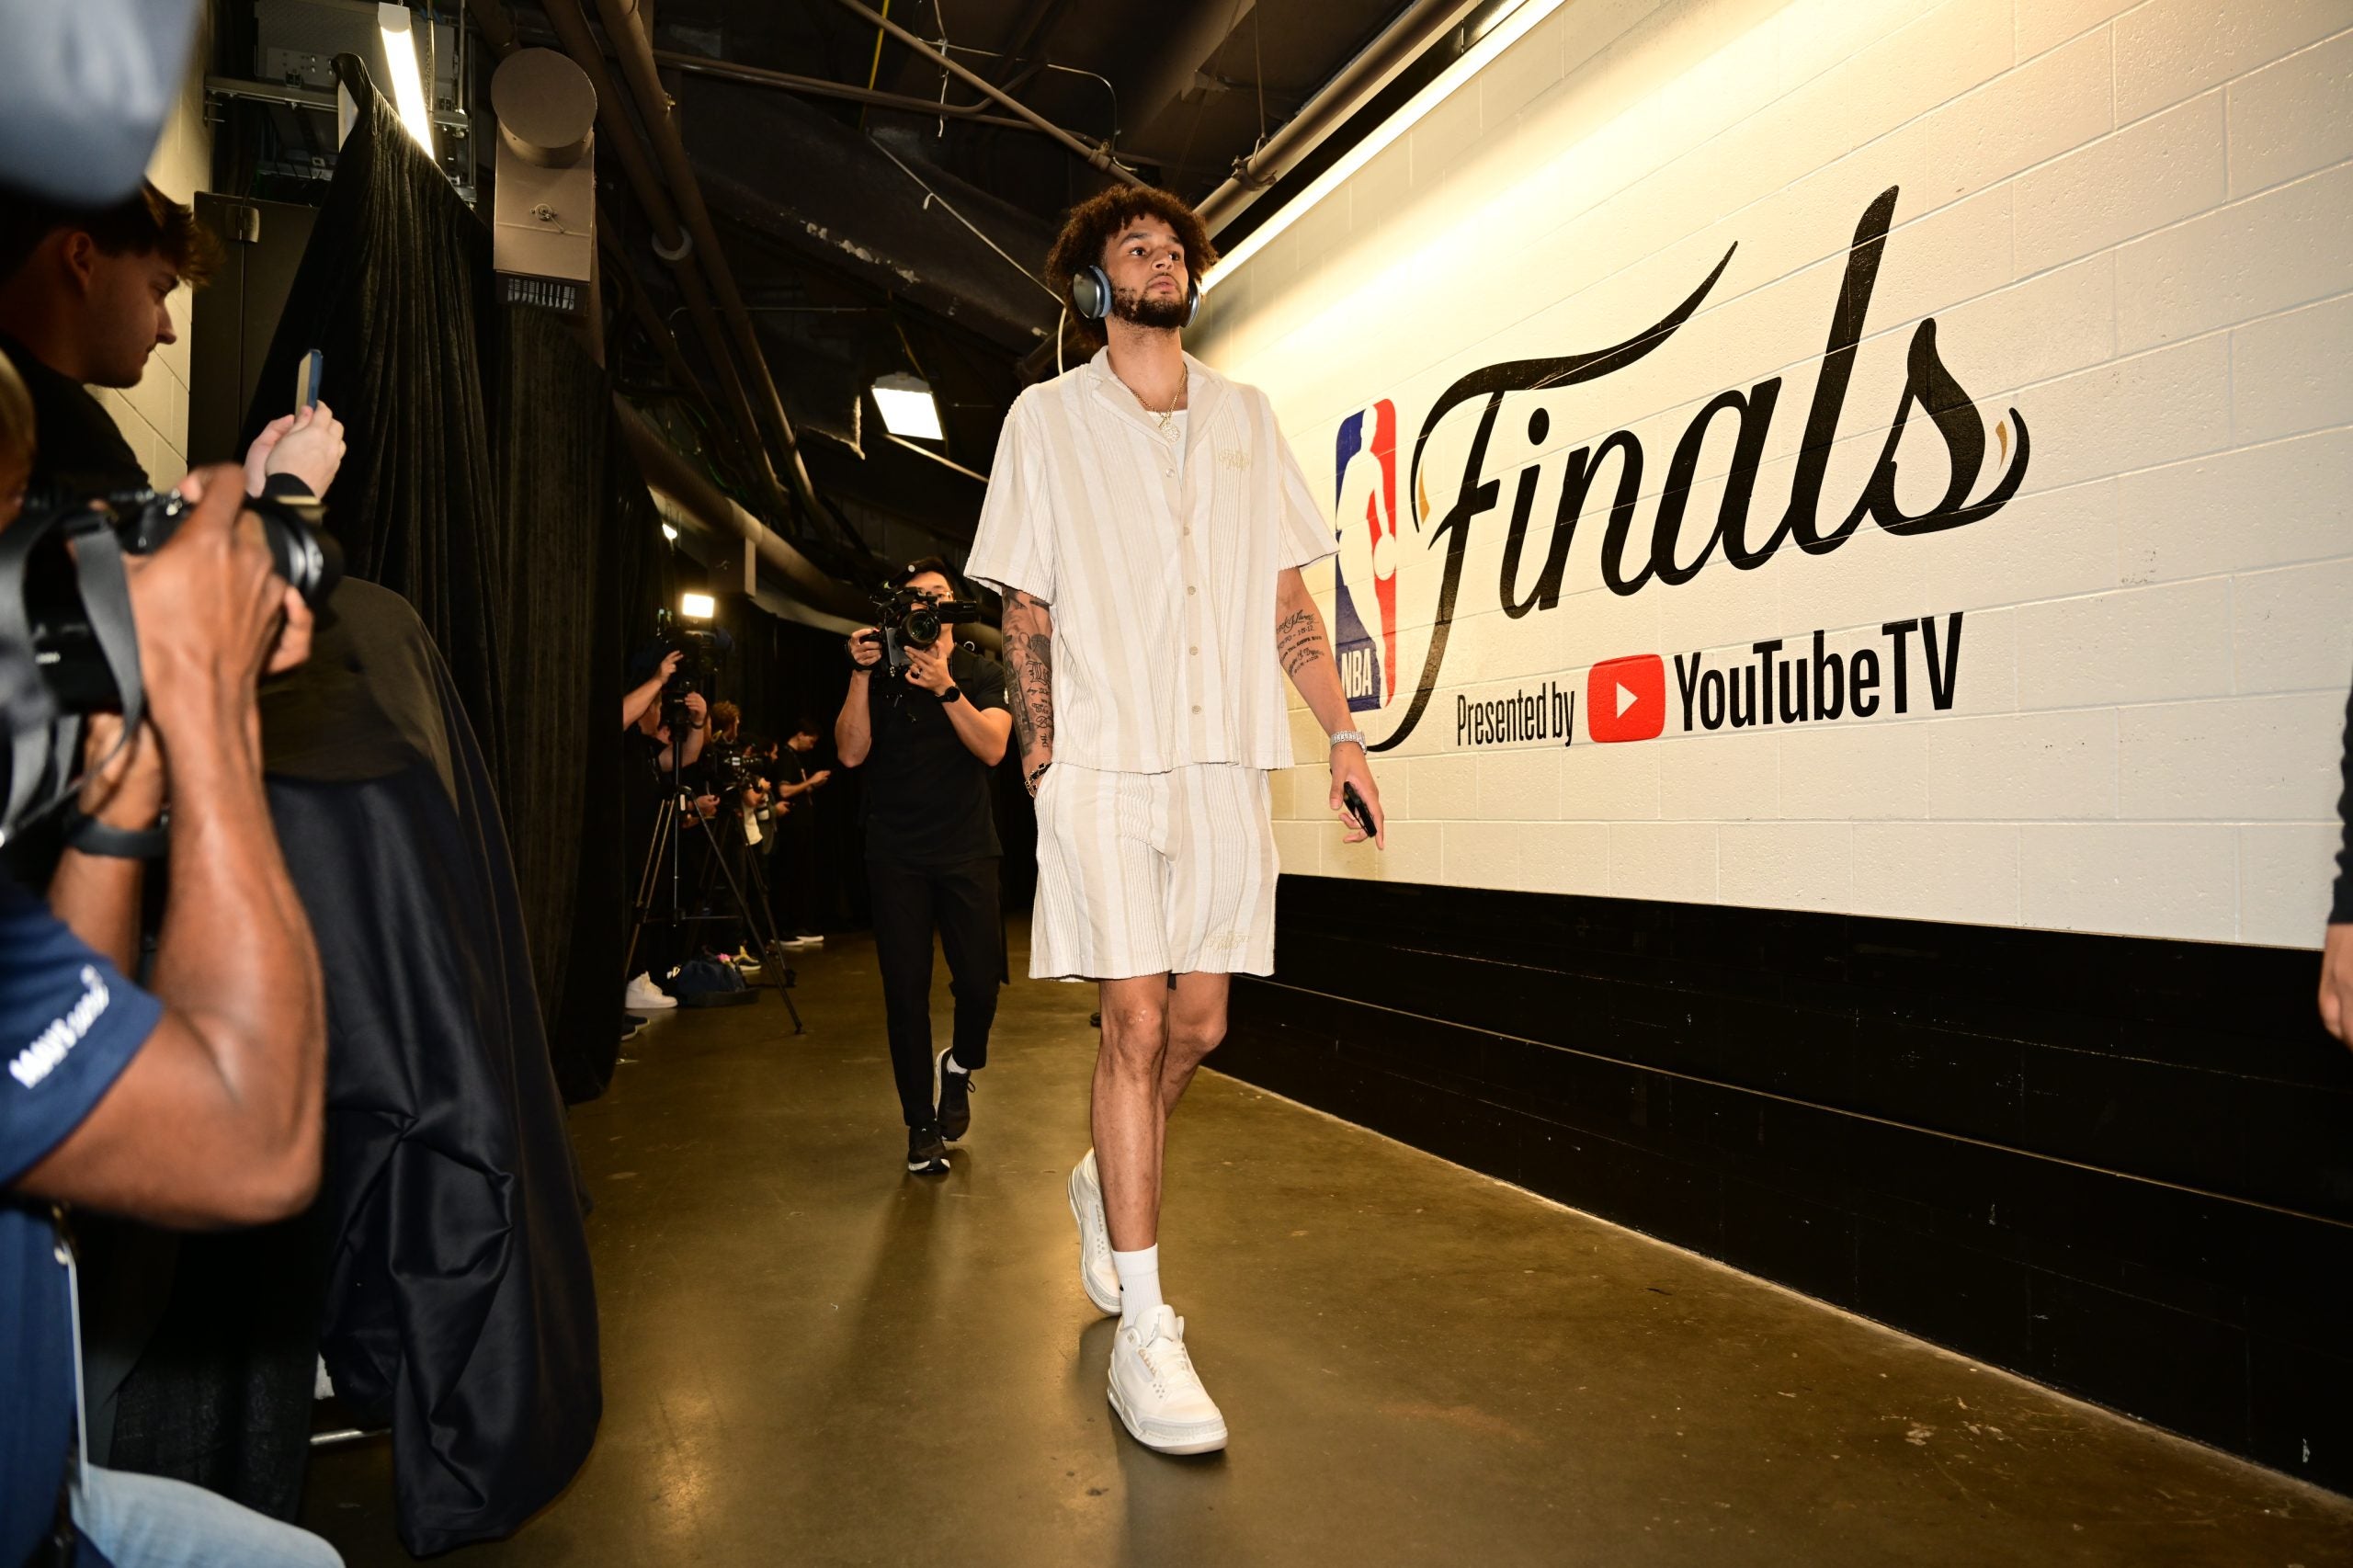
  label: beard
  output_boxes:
[1110,283,1189,331]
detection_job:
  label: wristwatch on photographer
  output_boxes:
[938,684,961,704]
[64,806,169,859]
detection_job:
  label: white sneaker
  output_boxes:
[1067,1151,1121,1314]
[782,934,825,950]
[624,971,676,1011]
[1108,1305,1227,1455]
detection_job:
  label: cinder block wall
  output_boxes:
[94,26,213,488]
[1193,0,2349,946]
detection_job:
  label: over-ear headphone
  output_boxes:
[1071,265,1201,327]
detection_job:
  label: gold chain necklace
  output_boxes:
[1139,364,1188,438]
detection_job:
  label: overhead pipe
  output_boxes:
[825,0,1143,187]
[594,0,835,540]
[617,402,869,621]
[463,0,520,60]
[618,401,1005,652]
[652,50,1039,132]
[598,225,754,478]
[1194,0,1485,233]
[540,0,794,526]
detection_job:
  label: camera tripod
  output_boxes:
[627,786,803,1033]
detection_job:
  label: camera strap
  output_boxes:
[0,510,143,842]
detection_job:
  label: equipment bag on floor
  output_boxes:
[667,954,756,1007]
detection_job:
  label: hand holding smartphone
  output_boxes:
[1341,780,1381,847]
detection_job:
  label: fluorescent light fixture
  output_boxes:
[871,372,943,441]
[661,522,679,542]
[377,4,435,156]
[680,591,716,619]
[1201,0,1562,294]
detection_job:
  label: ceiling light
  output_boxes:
[871,372,943,441]
[377,4,435,156]
[661,522,679,542]
[1201,0,1560,294]
[680,591,716,619]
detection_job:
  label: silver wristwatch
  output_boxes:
[1329,730,1368,750]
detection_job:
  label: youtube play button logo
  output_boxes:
[1586,654,1666,743]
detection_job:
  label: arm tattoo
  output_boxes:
[1277,606,1327,678]
[1004,589,1056,760]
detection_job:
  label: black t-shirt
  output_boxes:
[621,727,669,844]
[0,330,148,494]
[859,647,1008,866]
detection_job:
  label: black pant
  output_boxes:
[868,856,1005,1128]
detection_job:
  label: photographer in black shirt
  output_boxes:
[836,559,1011,1175]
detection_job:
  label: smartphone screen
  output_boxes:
[295,349,324,413]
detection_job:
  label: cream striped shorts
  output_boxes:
[1029,763,1278,982]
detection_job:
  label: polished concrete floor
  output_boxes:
[301,923,2353,1566]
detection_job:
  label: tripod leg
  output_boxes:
[697,817,804,1033]
[623,803,675,979]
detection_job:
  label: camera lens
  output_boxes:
[122,491,344,608]
[267,515,343,607]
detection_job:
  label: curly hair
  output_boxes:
[1044,185,1218,348]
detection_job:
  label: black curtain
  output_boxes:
[492,311,623,1098]
[242,68,506,769]
[244,67,626,1098]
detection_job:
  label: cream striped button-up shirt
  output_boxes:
[965,349,1336,774]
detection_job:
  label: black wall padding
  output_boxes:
[1223,876,2353,1495]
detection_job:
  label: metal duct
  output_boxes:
[1194,0,1484,233]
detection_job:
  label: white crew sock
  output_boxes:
[1111,1244,1163,1330]
[943,1052,970,1075]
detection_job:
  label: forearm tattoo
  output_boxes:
[1005,589,1057,759]
[1277,606,1328,677]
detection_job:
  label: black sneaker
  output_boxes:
[906,1122,950,1175]
[936,1048,974,1142]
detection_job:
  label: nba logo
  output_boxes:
[1333,400,1400,712]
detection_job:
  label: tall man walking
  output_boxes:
[965,187,1385,1455]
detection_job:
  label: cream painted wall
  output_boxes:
[93,15,212,490]
[1192,0,2352,949]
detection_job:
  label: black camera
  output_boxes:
[865,583,981,680]
[652,608,730,730]
[3,485,342,717]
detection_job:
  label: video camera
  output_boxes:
[863,581,981,681]
[0,485,342,837]
[652,607,730,732]
[707,744,779,826]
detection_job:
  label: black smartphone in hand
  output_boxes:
[1341,780,1378,841]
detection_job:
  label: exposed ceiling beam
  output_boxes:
[1196,0,1486,232]
[540,0,795,525]
[826,0,1143,186]
[595,0,839,542]
[653,49,1042,134]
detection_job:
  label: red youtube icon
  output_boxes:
[1587,653,1666,743]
